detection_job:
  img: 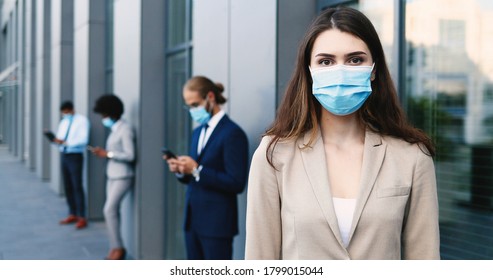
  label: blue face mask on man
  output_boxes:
[62,113,73,121]
[102,117,116,128]
[310,64,374,116]
[189,100,211,125]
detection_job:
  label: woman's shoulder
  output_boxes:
[257,134,301,152]
[381,134,432,159]
[117,119,135,134]
[250,135,300,171]
[253,134,302,161]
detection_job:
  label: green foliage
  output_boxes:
[407,96,456,161]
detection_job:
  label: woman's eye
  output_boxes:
[319,59,332,66]
[348,57,363,64]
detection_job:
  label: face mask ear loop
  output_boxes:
[205,94,215,115]
[370,63,376,81]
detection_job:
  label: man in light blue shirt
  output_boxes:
[52,101,90,229]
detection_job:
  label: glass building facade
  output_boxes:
[323,0,493,259]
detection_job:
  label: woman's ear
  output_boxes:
[371,69,376,81]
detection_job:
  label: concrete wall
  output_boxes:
[1,0,318,260]
[193,0,278,260]
[35,0,51,180]
[277,0,317,103]
[136,0,167,260]
[26,0,36,170]
[73,0,107,220]
[50,0,74,193]
[0,0,4,146]
[0,0,19,155]
[17,0,25,162]
[113,0,141,259]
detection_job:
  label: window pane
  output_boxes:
[164,0,192,260]
[167,0,187,48]
[406,0,493,259]
[327,1,396,75]
[359,0,395,69]
[164,51,190,259]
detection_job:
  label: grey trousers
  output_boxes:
[104,178,132,249]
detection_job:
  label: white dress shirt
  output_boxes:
[56,113,90,153]
[175,110,226,181]
[197,110,225,155]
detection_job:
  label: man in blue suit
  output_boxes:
[165,76,249,260]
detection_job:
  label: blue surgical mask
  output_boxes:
[102,117,116,128]
[62,113,73,121]
[189,106,211,125]
[310,64,374,116]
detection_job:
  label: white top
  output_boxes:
[332,197,357,248]
[110,119,123,133]
[197,109,225,155]
[56,113,90,154]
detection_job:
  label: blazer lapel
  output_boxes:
[299,130,344,247]
[190,127,200,160]
[197,115,228,161]
[348,130,387,241]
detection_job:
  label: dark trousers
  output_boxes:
[61,153,85,218]
[185,229,233,260]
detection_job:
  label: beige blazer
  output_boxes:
[245,129,440,260]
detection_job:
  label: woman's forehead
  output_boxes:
[311,29,370,56]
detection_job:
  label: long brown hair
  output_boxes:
[266,6,434,166]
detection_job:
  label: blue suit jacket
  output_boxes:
[179,114,249,238]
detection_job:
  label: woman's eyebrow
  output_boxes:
[314,53,335,58]
[345,51,368,57]
[314,51,368,58]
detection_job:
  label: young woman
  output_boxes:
[245,6,439,260]
[91,94,136,260]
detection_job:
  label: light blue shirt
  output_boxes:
[56,113,90,154]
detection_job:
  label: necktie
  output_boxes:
[63,118,73,153]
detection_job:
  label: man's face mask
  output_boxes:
[189,98,211,125]
[62,113,73,120]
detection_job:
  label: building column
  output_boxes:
[10,5,18,157]
[73,0,107,220]
[25,0,37,170]
[50,0,74,193]
[113,0,142,260]
[0,1,3,145]
[17,0,26,162]
[136,0,166,260]
[35,0,51,180]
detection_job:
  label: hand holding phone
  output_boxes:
[43,131,56,142]
[161,147,177,159]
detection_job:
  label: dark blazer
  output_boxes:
[179,114,249,238]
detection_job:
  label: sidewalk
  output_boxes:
[0,145,108,260]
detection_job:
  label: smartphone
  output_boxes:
[161,147,177,159]
[43,131,56,141]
